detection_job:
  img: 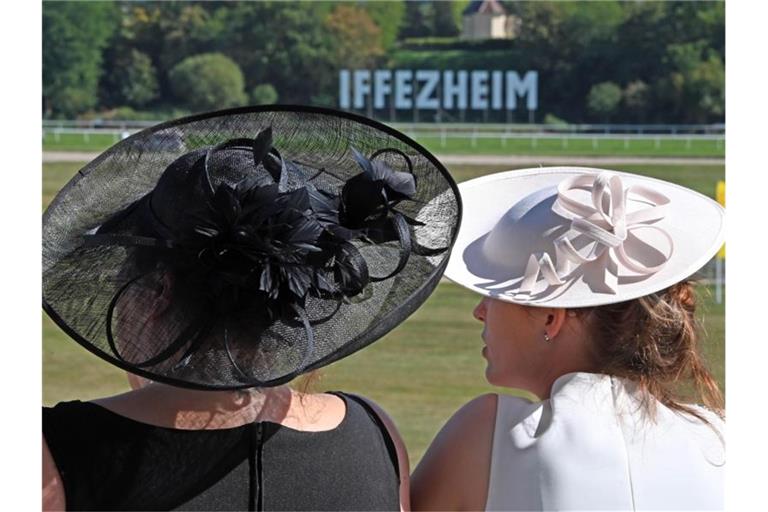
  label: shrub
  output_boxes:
[250,84,278,105]
[587,82,622,121]
[168,53,248,111]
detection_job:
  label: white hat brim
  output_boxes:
[444,167,725,308]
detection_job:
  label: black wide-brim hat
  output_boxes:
[43,105,461,389]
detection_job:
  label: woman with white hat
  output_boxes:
[42,106,461,511]
[410,167,724,511]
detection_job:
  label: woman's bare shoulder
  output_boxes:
[43,436,65,511]
[451,393,499,427]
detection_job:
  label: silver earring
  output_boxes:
[543,332,551,342]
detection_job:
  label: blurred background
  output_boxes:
[42,0,725,466]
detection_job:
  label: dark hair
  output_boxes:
[579,281,724,423]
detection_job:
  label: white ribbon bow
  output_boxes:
[516,172,674,299]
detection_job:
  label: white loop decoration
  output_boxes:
[515,172,674,299]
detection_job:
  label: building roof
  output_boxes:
[462,0,508,16]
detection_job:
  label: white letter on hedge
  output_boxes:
[506,71,538,110]
[415,70,440,109]
[353,70,371,109]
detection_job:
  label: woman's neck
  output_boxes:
[94,384,295,429]
[92,384,347,431]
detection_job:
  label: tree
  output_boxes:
[432,1,459,37]
[325,4,384,68]
[43,2,119,117]
[357,0,405,50]
[399,1,431,39]
[214,2,337,104]
[121,3,215,74]
[587,82,622,122]
[452,1,471,29]
[168,53,248,111]
[656,42,724,123]
[106,49,159,108]
[251,84,278,105]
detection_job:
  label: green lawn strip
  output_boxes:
[43,132,124,152]
[42,162,83,210]
[416,135,724,158]
[43,132,725,158]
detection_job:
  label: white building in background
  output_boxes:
[461,0,520,41]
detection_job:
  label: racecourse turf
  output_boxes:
[43,131,725,158]
[42,161,726,466]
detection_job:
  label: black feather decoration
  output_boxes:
[86,127,446,377]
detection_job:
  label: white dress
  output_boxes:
[486,372,724,511]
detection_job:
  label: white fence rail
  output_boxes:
[43,127,725,151]
[401,130,724,150]
[43,119,725,135]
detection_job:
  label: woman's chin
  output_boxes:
[485,366,502,387]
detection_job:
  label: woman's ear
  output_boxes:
[543,308,567,340]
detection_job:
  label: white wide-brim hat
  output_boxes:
[444,167,724,308]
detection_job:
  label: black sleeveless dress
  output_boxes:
[42,392,399,511]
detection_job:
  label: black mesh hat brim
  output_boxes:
[43,105,462,390]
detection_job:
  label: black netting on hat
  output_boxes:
[43,106,461,389]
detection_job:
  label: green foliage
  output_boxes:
[250,84,278,105]
[214,2,338,104]
[94,106,191,122]
[656,42,725,123]
[325,4,384,68]
[623,80,650,122]
[452,0,471,27]
[108,49,159,108]
[400,0,432,39]
[587,82,623,121]
[121,3,216,76]
[168,53,248,111]
[43,2,120,117]
[357,0,406,50]
[432,1,460,37]
[543,113,568,126]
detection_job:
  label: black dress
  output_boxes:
[43,392,400,511]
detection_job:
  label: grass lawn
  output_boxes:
[43,132,124,152]
[42,160,726,466]
[416,135,725,158]
[43,131,725,158]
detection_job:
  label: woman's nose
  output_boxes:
[473,298,486,322]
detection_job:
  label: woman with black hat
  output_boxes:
[42,106,461,511]
[410,167,725,510]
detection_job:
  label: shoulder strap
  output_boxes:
[329,391,400,480]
